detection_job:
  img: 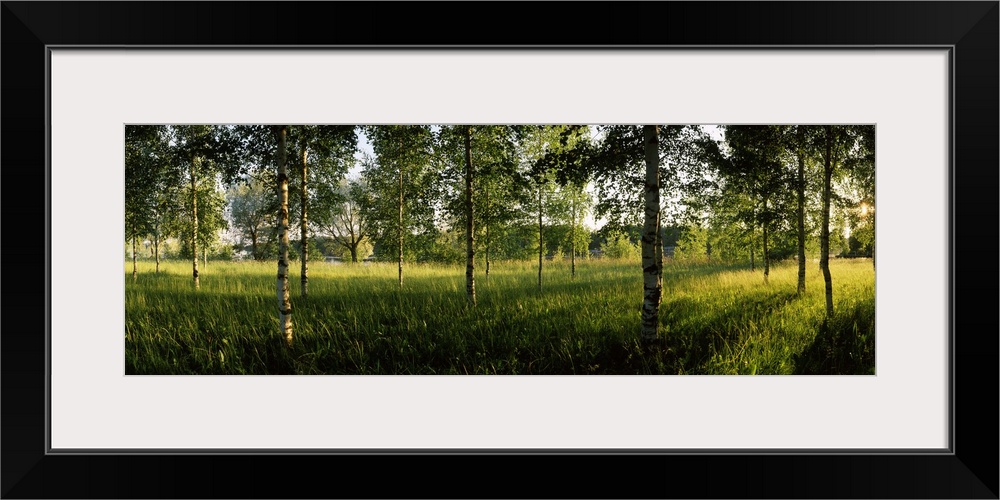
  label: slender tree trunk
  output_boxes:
[464,126,476,305]
[762,197,769,283]
[571,192,576,279]
[275,126,293,346]
[154,232,159,273]
[348,220,356,263]
[538,184,543,291]
[398,165,404,288]
[300,144,309,297]
[485,186,490,278]
[796,137,807,294]
[641,125,662,343]
[132,236,137,282]
[251,231,258,261]
[203,245,207,268]
[190,157,199,289]
[763,223,769,282]
[655,217,663,275]
[821,125,835,317]
[750,244,755,271]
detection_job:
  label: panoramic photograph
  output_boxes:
[124,125,875,375]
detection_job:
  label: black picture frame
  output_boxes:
[3,2,996,498]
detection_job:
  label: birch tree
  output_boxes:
[721,126,795,284]
[523,126,579,290]
[533,125,673,342]
[147,183,180,272]
[640,125,663,342]
[821,126,836,316]
[363,126,435,286]
[272,125,294,345]
[793,126,810,294]
[463,126,476,303]
[167,125,243,289]
[818,125,875,316]
[562,182,594,278]
[125,125,169,281]
[287,126,357,296]
[174,175,228,266]
[437,125,523,303]
[475,170,529,276]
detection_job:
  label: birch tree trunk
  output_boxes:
[190,157,199,289]
[275,126,293,346]
[485,186,490,277]
[641,125,662,343]
[398,164,403,288]
[132,236,137,282]
[300,144,309,297]
[796,136,807,294]
[762,197,769,283]
[538,184,543,292]
[571,192,576,279]
[655,215,663,273]
[821,125,835,317]
[464,126,476,305]
[153,231,160,273]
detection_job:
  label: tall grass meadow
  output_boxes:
[125,257,875,375]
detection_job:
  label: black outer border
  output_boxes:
[2,2,996,498]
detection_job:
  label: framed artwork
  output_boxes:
[3,2,996,498]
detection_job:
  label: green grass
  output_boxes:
[125,257,875,375]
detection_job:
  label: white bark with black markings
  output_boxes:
[641,125,663,342]
[275,126,293,345]
[464,126,476,305]
[300,145,309,297]
[190,157,200,289]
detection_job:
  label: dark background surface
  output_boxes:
[2,2,997,498]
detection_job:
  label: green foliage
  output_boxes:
[600,230,640,259]
[674,224,710,262]
[312,176,373,263]
[420,229,465,265]
[213,244,235,261]
[436,125,527,248]
[290,238,326,263]
[487,223,536,261]
[228,175,278,261]
[361,126,438,261]
[168,176,228,258]
[320,235,373,263]
[125,125,175,243]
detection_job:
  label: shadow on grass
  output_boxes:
[793,301,875,375]
[656,290,800,373]
[260,335,298,375]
